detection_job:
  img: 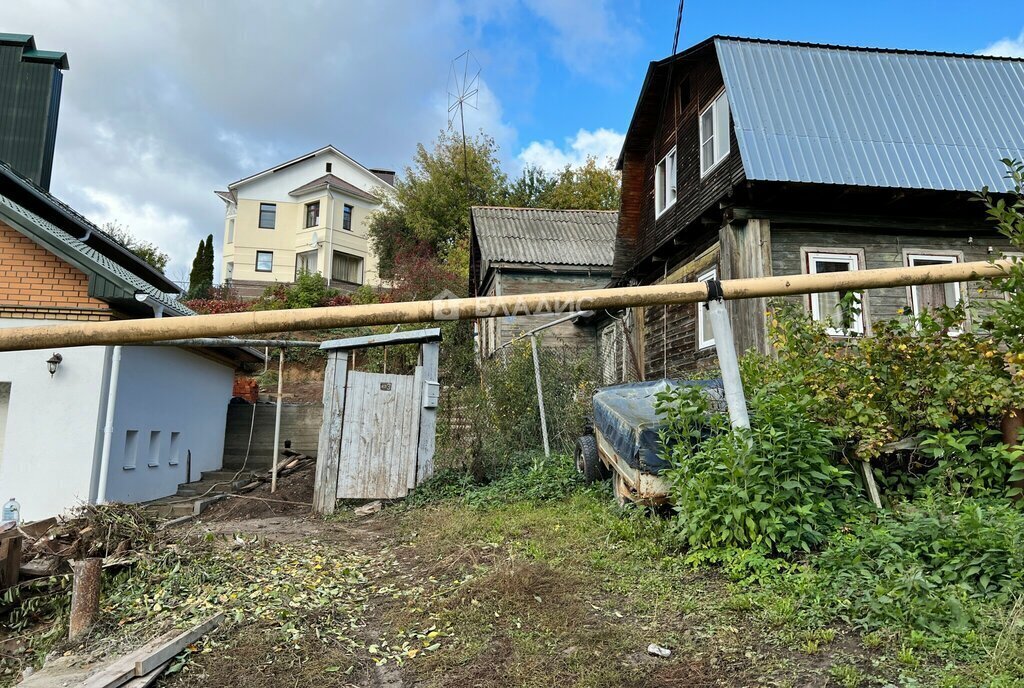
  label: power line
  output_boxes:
[672,0,685,54]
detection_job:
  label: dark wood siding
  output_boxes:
[632,53,745,271]
[770,226,1016,327]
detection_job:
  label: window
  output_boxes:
[258,203,276,229]
[123,430,139,470]
[295,249,318,279]
[655,148,677,217]
[600,323,620,384]
[256,250,274,272]
[907,253,963,327]
[332,251,362,284]
[0,382,10,469]
[343,204,353,230]
[227,218,235,243]
[696,268,717,349]
[168,432,181,466]
[325,162,332,173]
[305,201,320,228]
[226,261,234,281]
[148,430,162,467]
[806,251,864,335]
[699,91,731,176]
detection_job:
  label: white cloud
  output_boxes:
[978,29,1024,58]
[517,128,625,173]
[521,0,640,79]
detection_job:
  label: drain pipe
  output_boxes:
[96,345,122,503]
[705,281,750,429]
[98,293,165,502]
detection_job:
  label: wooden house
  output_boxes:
[469,206,616,356]
[606,36,1024,380]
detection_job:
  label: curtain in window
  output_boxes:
[333,252,362,283]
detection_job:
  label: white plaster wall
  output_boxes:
[102,346,234,504]
[0,319,108,522]
[237,150,388,202]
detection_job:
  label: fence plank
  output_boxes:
[314,351,349,514]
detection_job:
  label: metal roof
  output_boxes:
[289,174,379,202]
[471,207,617,274]
[0,192,193,317]
[716,36,1024,192]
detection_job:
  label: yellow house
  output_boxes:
[216,145,394,298]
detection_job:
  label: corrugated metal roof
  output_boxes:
[715,37,1024,192]
[471,207,617,271]
[0,192,193,317]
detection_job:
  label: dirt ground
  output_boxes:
[140,467,894,688]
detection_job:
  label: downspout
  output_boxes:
[325,192,334,283]
[96,345,121,503]
[98,294,165,502]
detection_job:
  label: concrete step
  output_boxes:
[200,469,256,483]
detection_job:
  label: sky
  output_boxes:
[1,1,1022,285]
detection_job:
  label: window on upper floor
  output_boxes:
[295,249,318,279]
[343,204,353,230]
[227,218,234,243]
[326,162,333,173]
[259,203,276,229]
[805,250,864,336]
[305,201,320,228]
[699,90,731,177]
[333,250,362,284]
[696,268,717,349]
[256,250,274,272]
[655,148,677,217]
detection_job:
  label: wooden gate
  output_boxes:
[336,371,420,500]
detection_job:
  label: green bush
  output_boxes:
[801,493,1024,635]
[657,382,857,556]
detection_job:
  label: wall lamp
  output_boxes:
[47,353,63,377]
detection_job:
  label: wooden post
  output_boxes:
[416,341,440,485]
[69,557,102,641]
[313,351,349,514]
[530,335,550,460]
[271,348,284,493]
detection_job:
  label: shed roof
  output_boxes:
[470,206,617,275]
[714,36,1024,192]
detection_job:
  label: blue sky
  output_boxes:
[0,1,1021,282]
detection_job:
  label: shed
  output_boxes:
[313,328,442,512]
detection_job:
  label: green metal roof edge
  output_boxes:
[0,33,35,47]
[0,194,193,316]
[22,49,69,70]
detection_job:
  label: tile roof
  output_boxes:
[0,192,193,317]
[471,207,617,273]
[714,36,1024,192]
[289,174,379,202]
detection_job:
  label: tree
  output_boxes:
[101,221,169,273]
[541,157,621,210]
[369,130,507,277]
[501,166,555,208]
[186,234,214,299]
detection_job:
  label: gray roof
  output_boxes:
[289,174,379,202]
[0,192,193,317]
[471,207,617,273]
[716,37,1024,192]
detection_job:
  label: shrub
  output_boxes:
[657,382,857,556]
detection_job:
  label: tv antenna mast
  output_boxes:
[447,50,481,195]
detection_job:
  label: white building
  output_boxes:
[0,162,261,522]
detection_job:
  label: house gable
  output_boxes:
[230,147,391,203]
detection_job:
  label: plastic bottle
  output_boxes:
[2,497,20,525]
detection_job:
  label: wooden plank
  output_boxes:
[77,630,178,688]
[313,351,349,514]
[123,661,170,688]
[133,612,224,677]
[0,536,21,589]
[415,341,440,485]
[320,327,442,351]
[406,366,424,491]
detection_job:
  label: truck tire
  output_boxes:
[575,434,607,483]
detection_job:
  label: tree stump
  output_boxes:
[68,557,102,641]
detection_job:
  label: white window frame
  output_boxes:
[905,252,965,333]
[255,250,274,272]
[805,250,865,336]
[654,147,677,218]
[699,90,731,177]
[696,268,717,349]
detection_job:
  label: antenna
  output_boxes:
[672,0,685,54]
[447,50,481,198]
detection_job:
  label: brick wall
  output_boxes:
[0,220,113,321]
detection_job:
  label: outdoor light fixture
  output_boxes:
[46,353,62,377]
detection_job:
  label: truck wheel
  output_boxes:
[574,434,607,483]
